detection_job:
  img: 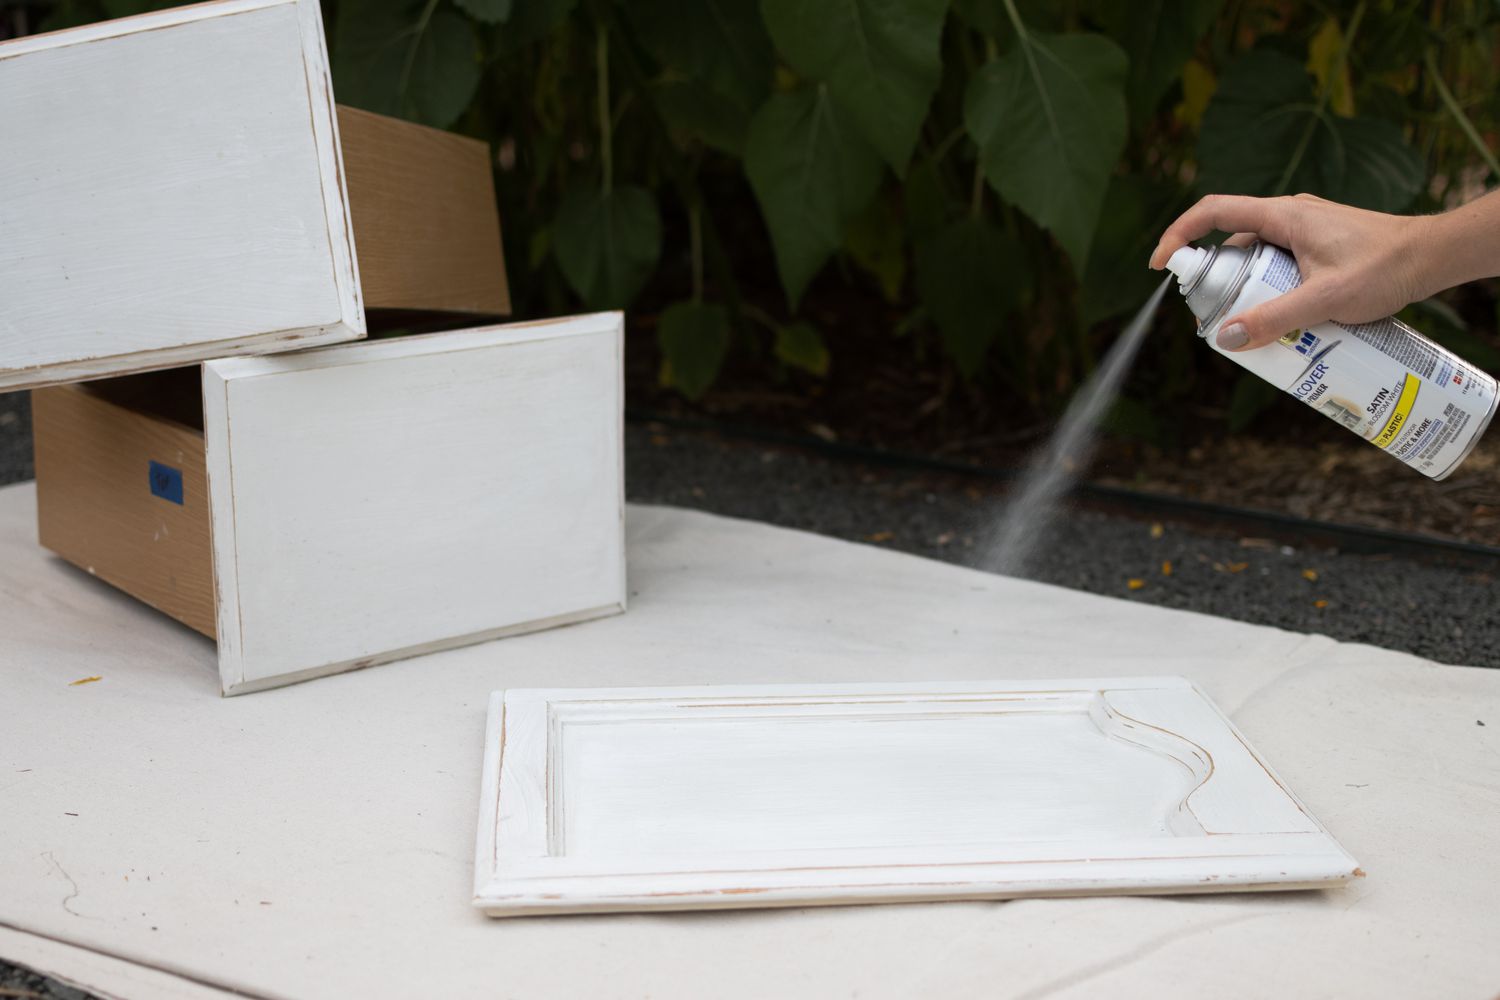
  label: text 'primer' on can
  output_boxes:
[1166,241,1498,480]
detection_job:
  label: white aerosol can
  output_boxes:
[1166,241,1498,479]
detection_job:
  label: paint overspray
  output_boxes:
[988,277,1173,576]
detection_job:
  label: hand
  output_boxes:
[1148,194,1436,351]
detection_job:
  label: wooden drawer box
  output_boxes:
[0,0,507,392]
[32,315,626,695]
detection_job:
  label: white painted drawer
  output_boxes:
[32,315,625,695]
[0,0,508,391]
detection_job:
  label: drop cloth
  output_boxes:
[0,482,1496,999]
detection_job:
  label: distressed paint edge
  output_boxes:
[0,322,363,394]
[295,0,365,339]
[610,316,628,616]
[472,677,1363,916]
[218,601,626,697]
[200,363,245,696]
[476,861,1363,917]
[205,312,624,383]
[473,691,509,906]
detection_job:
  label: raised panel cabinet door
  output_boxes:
[474,677,1360,915]
[0,0,363,391]
[202,314,626,694]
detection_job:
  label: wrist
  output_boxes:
[1410,190,1500,296]
[1402,211,1456,301]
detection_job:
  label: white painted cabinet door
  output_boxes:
[203,314,625,694]
[474,677,1360,915]
[0,0,363,391]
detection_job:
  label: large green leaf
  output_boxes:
[1196,50,1425,212]
[454,0,511,24]
[1081,175,1186,325]
[744,86,886,308]
[1093,0,1222,127]
[334,1,482,128]
[626,0,772,110]
[653,83,751,156]
[658,302,731,399]
[1226,373,1282,432]
[965,31,1128,267]
[950,0,1065,43]
[761,0,947,172]
[843,192,907,302]
[915,218,1030,377]
[493,0,575,51]
[774,321,831,376]
[901,156,952,242]
[553,187,663,309]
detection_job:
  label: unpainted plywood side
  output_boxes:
[32,385,216,638]
[338,105,510,317]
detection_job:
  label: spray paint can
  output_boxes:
[1165,241,1497,480]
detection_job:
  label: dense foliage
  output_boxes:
[19,0,1500,435]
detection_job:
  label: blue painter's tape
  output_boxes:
[148,460,184,505]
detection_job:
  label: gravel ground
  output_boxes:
[1,388,1496,995]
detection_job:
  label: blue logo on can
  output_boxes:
[1293,331,1320,356]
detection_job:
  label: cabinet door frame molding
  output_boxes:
[474,677,1360,916]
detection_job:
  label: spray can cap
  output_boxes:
[1165,246,1210,288]
[1165,241,1257,332]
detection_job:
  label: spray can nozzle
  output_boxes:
[1165,245,1211,292]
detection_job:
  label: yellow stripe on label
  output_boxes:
[1372,375,1419,450]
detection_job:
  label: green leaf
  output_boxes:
[100,0,177,15]
[39,0,107,31]
[1081,175,1186,325]
[1196,50,1425,212]
[454,0,512,23]
[626,0,772,109]
[745,86,886,308]
[335,2,482,128]
[965,31,1128,267]
[915,218,1030,377]
[653,83,750,157]
[553,186,663,309]
[951,0,1064,42]
[1226,372,1282,432]
[902,156,951,242]
[1092,0,1222,127]
[658,302,731,399]
[760,0,947,172]
[843,193,907,302]
[494,0,575,50]
[774,321,831,376]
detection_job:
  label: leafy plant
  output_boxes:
[21,0,1500,430]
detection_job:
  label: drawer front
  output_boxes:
[0,0,362,391]
[203,315,625,693]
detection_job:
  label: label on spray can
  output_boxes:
[1171,242,1498,480]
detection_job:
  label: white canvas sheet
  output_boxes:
[0,481,1496,999]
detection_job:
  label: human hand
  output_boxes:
[1148,194,1435,351]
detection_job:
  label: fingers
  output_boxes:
[1150,195,1299,269]
[1217,280,1333,351]
[1223,232,1257,248]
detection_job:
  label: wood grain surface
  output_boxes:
[338,105,511,317]
[32,380,216,638]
